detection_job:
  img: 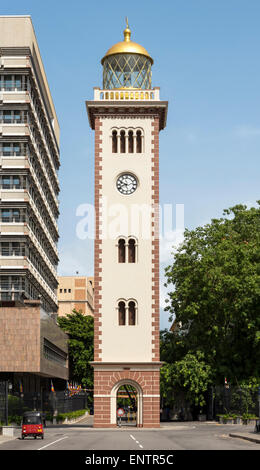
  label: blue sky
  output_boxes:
[2,1,259,329]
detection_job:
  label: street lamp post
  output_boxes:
[5,381,13,425]
[258,387,260,418]
[5,380,8,426]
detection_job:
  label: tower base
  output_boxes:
[91,362,162,428]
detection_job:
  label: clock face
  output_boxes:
[116,173,137,195]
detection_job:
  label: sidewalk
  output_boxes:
[229,430,260,444]
[0,427,20,445]
[160,420,260,442]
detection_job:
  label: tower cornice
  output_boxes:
[86,100,168,131]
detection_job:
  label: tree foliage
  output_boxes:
[164,202,260,384]
[161,351,212,408]
[57,310,94,388]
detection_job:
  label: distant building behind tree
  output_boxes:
[57,276,94,317]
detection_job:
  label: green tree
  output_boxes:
[160,351,212,409]
[164,202,260,383]
[57,310,94,388]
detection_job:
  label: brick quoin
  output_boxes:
[94,117,103,363]
[151,117,160,362]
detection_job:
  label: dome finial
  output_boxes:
[124,17,131,42]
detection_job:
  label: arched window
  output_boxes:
[118,239,126,263]
[111,128,144,154]
[136,130,142,153]
[128,130,134,153]
[117,237,137,263]
[128,238,136,263]
[128,301,136,326]
[118,301,126,326]
[112,130,118,153]
[120,130,126,153]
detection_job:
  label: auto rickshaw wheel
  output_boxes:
[41,435,44,439]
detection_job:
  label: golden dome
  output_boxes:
[101,19,153,65]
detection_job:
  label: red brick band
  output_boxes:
[151,117,160,362]
[94,117,103,362]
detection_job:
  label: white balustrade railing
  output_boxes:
[93,87,160,101]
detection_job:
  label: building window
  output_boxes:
[0,241,25,256]
[128,238,136,263]
[112,130,118,153]
[2,176,11,189]
[1,242,9,256]
[111,128,144,154]
[117,237,137,263]
[128,301,136,326]
[3,110,12,123]
[117,299,137,326]
[118,238,126,263]
[3,75,12,90]
[1,208,21,223]
[0,142,23,156]
[0,75,24,91]
[136,130,142,153]
[59,289,62,293]
[1,175,22,189]
[2,143,12,156]
[0,275,26,300]
[43,338,67,367]
[128,130,134,153]
[14,110,22,123]
[15,75,22,90]
[1,110,22,124]
[120,130,126,153]
[118,301,126,325]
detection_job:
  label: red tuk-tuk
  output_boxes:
[21,411,44,439]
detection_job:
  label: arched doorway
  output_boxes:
[110,379,143,427]
[116,384,137,426]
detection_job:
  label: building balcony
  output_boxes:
[93,87,160,101]
[0,117,59,189]
[1,240,58,285]
[0,83,60,167]
[0,190,59,248]
[0,258,58,305]
[0,217,58,267]
[86,88,167,130]
[0,122,28,136]
[26,123,59,189]
[0,162,59,221]
[0,186,58,232]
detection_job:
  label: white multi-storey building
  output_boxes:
[0,16,68,399]
[0,16,60,313]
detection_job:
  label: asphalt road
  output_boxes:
[1,420,259,451]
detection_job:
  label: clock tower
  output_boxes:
[86,21,168,428]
